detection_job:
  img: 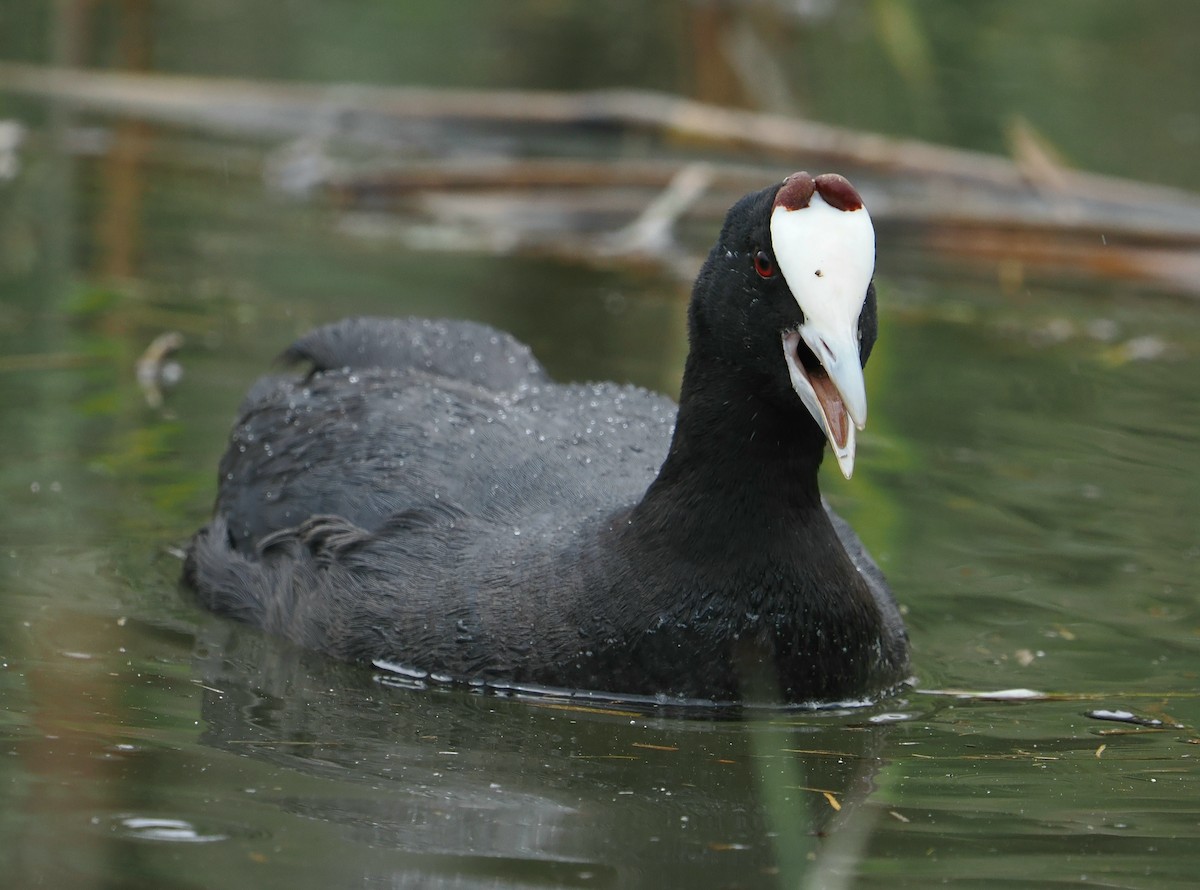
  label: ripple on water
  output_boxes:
[99,814,260,844]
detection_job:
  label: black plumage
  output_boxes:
[185,177,910,705]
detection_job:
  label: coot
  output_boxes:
[185,172,911,705]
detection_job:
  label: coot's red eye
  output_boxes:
[753,250,775,279]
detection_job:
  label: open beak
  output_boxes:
[770,173,875,479]
[782,328,865,479]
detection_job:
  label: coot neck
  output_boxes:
[629,345,835,559]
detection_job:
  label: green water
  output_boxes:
[3,2,1200,888]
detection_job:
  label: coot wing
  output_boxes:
[215,319,676,553]
[288,316,550,390]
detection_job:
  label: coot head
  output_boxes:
[689,171,878,478]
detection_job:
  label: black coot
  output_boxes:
[185,172,911,705]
